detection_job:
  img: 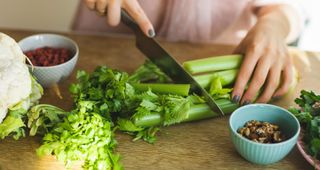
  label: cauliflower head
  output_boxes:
[0,33,43,139]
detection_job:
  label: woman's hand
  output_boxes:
[84,0,155,37]
[232,5,294,105]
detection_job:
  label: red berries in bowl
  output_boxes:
[18,34,79,87]
[24,47,72,67]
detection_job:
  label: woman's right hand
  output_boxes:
[84,0,155,37]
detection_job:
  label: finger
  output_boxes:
[273,64,293,97]
[255,65,281,103]
[96,0,108,14]
[240,57,271,105]
[107,0,121,26]
[124,0,155,37]
[85,0,97,10]
[232,47,260,103]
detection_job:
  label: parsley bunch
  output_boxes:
[289,90,320,158]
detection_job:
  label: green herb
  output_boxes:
[128,60,171,83]
[34,102,121,170]
[27,104,67,136]
[289,90,320,159]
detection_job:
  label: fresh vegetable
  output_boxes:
[29,102,121,170]
[0,33,43,139]
[183,54,242,74]
[289,90,320,159]
[132,99,238,127]
[193,69,238,88]
[29,66,130,169]
[128,60,171,83]
[132,83,190,96]
[28,60,241,170]
[115,60,240,142]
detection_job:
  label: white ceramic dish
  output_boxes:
[18,34,79,88]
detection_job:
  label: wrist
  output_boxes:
[255,5,290,40]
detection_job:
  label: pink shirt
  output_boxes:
[73,0,303,45]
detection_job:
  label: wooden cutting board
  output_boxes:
[0,29,318,170]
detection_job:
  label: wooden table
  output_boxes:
[0,29,319,170]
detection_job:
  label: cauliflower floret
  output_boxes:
[0,33,32,123]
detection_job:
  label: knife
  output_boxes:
[121,10,224,115]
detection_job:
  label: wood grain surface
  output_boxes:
[0,29,319,170]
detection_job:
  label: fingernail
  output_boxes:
[242,100,251,106]
[148,29,155,37]
[232,95,240,103]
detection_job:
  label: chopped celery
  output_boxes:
[209,76,233,100]
[132,83,190,96]
[183,54,242,74]
[193,69,238,88]
[134,99,239,127]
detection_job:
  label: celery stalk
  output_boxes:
[134,99,239,127]
[132,83,190,96]
[193,69,238,88]
[183,54,242,74]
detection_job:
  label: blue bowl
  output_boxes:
[229,104,300,165]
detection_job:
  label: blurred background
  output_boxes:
[0,0,318,51]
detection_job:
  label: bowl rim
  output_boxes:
[229,103,301,146]
[18,33,79,69]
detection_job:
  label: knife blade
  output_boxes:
[121,10,224,115]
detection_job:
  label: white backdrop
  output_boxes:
[0,0,79,32]
[298,0,320,51]
[0,0,318,51]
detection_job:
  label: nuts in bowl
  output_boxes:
[237,120,285,144]
[229,104,300,165]
[18,34,79,88]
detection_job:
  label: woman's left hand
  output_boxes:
[232,6,294,104]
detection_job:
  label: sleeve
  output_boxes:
[253,0,308,43]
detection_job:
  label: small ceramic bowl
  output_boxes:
[229,104,300,165]
[18,34,79,88]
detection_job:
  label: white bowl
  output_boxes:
[18,34,79,88]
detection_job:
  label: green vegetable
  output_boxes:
[289,90,320,159]
[209,76,233,100]
[69,66,135,114]
[35,102,121,170]
[0,111,25,140]
[0,76,43,140]
[128,60,171,83]
[132,83,190,96]
[29,66,135,170]
[133,99,238,127]
[193,69,238,88]
[117,118,159,143]
[116,60,240,143]
[183,54,242,74]
[27,57,242,169]
[27,104,67,136]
